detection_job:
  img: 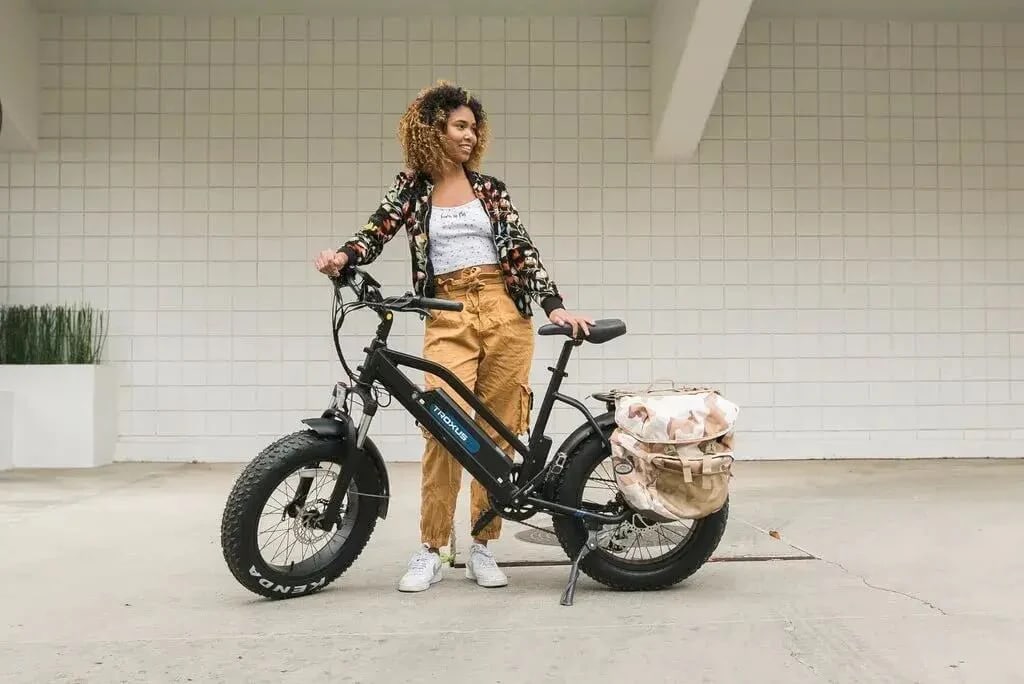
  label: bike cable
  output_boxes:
[331,289,364,385]
[331,286,394,411]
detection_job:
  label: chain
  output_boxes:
[515,517,558,537]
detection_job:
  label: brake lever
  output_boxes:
[357,267,381,289]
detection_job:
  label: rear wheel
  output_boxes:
[220,430,382,599]
[551,434,728,591]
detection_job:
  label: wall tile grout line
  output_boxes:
[0,14,1022,459]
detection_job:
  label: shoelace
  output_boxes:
[409,553,434,571]
[472,549,497,569]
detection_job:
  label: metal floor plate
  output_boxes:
[449,523,817,568]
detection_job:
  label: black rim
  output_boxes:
[579,454,699,566]
[254,461,359,576]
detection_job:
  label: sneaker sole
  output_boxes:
[398,567,443,593]
[465,566,508,588]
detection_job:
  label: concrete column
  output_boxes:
[0,0,40,152]
[650,0,754,161]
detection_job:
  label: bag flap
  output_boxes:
[611,386,739,444]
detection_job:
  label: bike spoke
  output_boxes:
[282,529,305,566]
[577,453,703,565]
[659,524,691,543]
[655,524,670,550]
[253,461,359,574]
[257,519,290,542]
[589,463,619,494]
[258,521,292,547]
[267,525,293,564]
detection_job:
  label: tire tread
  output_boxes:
[220,429,379,599]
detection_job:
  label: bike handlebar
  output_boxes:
[416,297,463,312]
[325,263,464,384]
[328,266,464,314]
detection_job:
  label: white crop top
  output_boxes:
[428,198,499,274]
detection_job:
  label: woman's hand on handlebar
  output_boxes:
[314,249,349,277]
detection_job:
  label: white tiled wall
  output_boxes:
[0,14,1022,462]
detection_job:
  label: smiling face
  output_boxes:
[398,81,490,175]
[442,105,478,164]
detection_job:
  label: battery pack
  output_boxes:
[417,388,515,500]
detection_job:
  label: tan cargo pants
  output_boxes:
[418,264,535,549]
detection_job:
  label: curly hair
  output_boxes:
[397,80,490,177]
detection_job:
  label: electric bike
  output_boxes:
[219,266,728,605]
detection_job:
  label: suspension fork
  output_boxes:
[284,476,314,518]
[314,377,378,531]
[283,441,345,521]
[276,414,372,530]
[314,418,360,529]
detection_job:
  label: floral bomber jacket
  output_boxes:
[337,168,565,318]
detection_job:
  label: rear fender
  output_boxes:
[301,413,391,519]
[542,410,617,499]
[555,410,616,456]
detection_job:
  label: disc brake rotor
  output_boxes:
[292,501,333,544]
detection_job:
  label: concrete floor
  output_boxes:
[1,458,1022,683]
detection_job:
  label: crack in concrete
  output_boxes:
[739,517,948,616]
[782,616,821,678]
[788,649,820,678]
[821,556,948,616]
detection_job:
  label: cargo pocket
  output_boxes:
[517,383,534,436]
[417,419,433,442]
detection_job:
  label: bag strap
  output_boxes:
[606,383,717,399]
[672,452,730,489]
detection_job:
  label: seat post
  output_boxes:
[531,340,580,442]
[551,339,578,379]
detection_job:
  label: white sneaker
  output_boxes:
[465,543,508,588]
[397,545,443,593]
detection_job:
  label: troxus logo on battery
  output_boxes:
[428,403,480,454]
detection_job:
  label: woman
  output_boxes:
[315,81,593,593]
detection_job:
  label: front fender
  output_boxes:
[301,413,391,519]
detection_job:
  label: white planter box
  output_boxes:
[0,364,119,468]
[0,391,12,470]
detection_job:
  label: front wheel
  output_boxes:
[220,429,383,599]
[551,435,728,592]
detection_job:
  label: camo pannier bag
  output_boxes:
[607,384,739,523]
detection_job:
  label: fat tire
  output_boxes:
[551,434,728,592]
[220,429,381,600]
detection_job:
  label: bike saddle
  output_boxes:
[538,318,626,344]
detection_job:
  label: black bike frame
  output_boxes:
[325,306,627,529]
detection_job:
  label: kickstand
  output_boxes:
[560,527,599,607]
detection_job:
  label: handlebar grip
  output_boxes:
[418,297,463,312]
